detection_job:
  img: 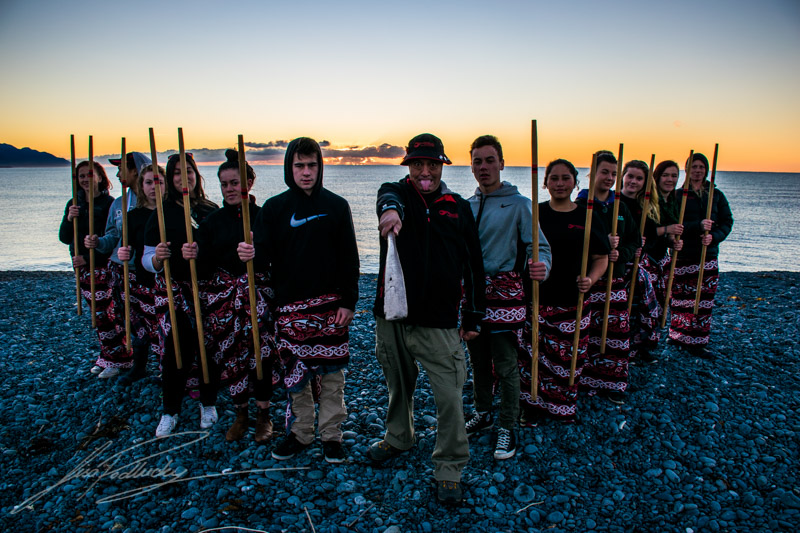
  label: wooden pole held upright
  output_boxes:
[600,144,624,354]
[238,135,263,381]
[569,153,598,386]
[694,143,719,314]
[120,138,132,353]
[88,136,96,328]
[70,135,82,316]
[178,128,210,384]
[627,154,656,316]
[150,128,182,368]
[661,150,694,329]
[530,120,540,401]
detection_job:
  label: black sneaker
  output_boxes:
[688,345,714,359]
[322,440,346,464]
[437,480,463,504]
[465,411,493,436]
[599,389,626,405]
[494,427,516,460]
[117,367,147,386]
[638,349,658,364]
[368,439,406,464]
[271,433,310,460]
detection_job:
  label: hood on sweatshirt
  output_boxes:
[472,181,520,199]
[284,137,324,196]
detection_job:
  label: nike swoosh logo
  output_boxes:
[500,203,513,208]
[290,213,327,227]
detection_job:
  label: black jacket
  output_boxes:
[59,191,114,264]
[196,200,260,279]
[374,177,485,331]
[679,183,733,261]
[577,192,641,278]
[144,201,218,283]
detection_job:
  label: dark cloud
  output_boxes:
[99,141,406,166]
[244,140,290,149]
[244,148,286,161]
[322,143,405,160]
[160,148,227,163]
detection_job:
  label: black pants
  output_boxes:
[161,308,219,415]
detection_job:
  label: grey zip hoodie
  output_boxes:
[468,181,551,278]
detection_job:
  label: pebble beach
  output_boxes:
[1,270,798,533]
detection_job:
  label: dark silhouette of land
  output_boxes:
[0,143,69,167]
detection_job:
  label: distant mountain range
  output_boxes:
[0,143,69,167]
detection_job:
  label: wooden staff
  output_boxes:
[178,128,210,384]
[694,144,719,314]
[70,135,82,315]
[569,153,598,386]
[627,154,656,315]
[88,136,96,328]
[238,135,263,381]
[599,144,624,354]
[530,120,540,400]
[149,128,182,368]
[661,150,694,329]
[120,139,132,353]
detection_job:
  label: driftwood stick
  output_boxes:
[661,150,694,329]
[120,138,132,353]
[88,136,96,327]
[149,128,182,368]
[569,153,598,386]
[530,119,540,400]
[600,143,624,354]
[70,135,82,316]
[627,154,656,315]
[238,135,263,381]
[694,143,719,314]
[178,127,209,384]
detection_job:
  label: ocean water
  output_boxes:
[0,165,798,273]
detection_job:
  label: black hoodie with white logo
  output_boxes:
[251,139,359,310]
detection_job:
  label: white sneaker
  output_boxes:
[90,365,103,374]
[156,414,178,437]
[200,406,218,429]
[98,367,120,379]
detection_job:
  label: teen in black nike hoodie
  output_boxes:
[241,137,359,462]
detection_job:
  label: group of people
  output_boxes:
[60,132,732,505]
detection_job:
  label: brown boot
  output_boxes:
[226,406,249,442]
[254,407,273,444]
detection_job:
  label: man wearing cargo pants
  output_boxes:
[370,133,486,504]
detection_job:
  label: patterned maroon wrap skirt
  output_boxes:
[519,301,590,419]
[127,271,161,353]
[275,293,350,429]
[669,257,719,347]
[580,274,632,392]
[629,256,662,355]
[200,270,279,404]
[80,262,132,369]
[483,271,526,332]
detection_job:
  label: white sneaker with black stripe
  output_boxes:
[494,427,516,460]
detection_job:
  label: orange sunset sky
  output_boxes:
[1,0,798,171]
